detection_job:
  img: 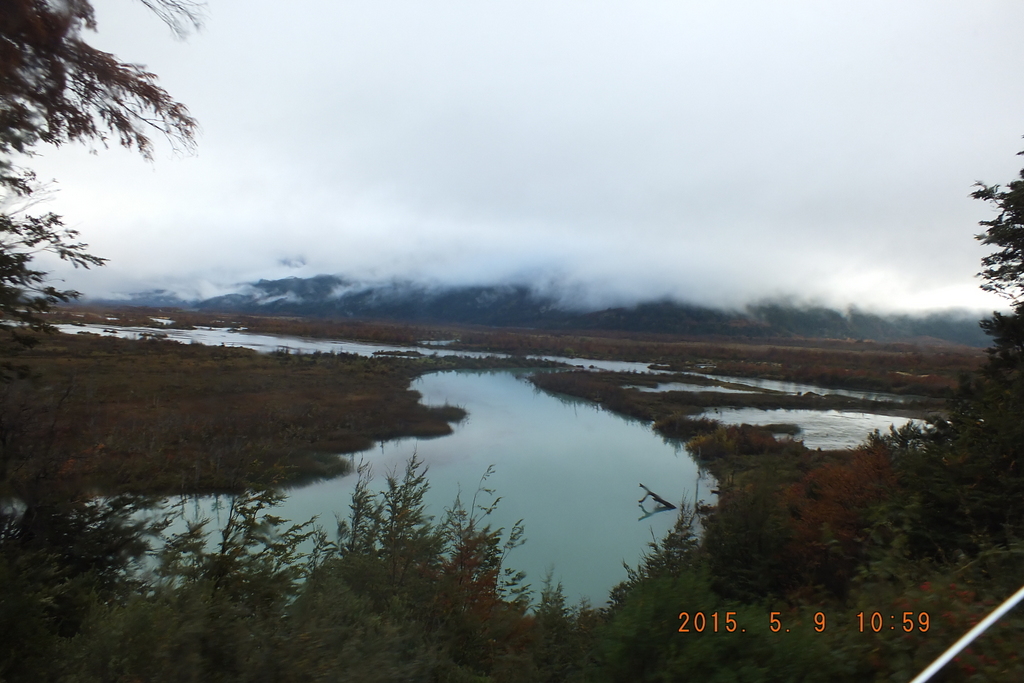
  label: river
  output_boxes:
[60,323,914,604]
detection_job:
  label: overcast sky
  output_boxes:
[23,0,1024,312]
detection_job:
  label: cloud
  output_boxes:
[278,256,307,269]
[24,0,1024,315]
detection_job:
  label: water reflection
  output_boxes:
[172,370,710,606]
[637,502,677,522]
[698,407,916,450]
[624,382,757,394]
[699,373,919,403]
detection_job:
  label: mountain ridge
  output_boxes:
[99,275,992,347]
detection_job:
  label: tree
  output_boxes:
[888,152,1024,559]
[0,189,105,347]
[972,154,1024,381]
[0,0,200,162]
[0,6,200,672]
[0,0,200,347]
[974,163,1024,306]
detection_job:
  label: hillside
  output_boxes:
[108,275,991,346]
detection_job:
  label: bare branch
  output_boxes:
[137,0,206,39]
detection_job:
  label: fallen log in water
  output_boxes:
[638,483,677,509]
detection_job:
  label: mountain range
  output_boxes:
[108,275,992,347]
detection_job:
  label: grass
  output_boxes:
[1,331,506,495]
[50,304,983,398]
[527,369,941,443]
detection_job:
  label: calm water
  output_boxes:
[700,373,921,403]
[179,371,912,605]
[699,407,913,450]
[192,370,710,605]
[623,382,756,394]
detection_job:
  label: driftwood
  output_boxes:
[638,483,677,510]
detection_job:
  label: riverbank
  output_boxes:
[1,332,554,495]
[528,369,940,439]
[50,305,983,397]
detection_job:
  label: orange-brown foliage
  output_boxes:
[783,442,897,595]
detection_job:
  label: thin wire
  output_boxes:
[909,583,1024,683]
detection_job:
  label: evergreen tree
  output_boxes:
[889,152,1024,559]
[972,162,1024,380]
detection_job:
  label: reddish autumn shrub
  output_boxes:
[783,442,897,595]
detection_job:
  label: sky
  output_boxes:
[22,0,1024,313]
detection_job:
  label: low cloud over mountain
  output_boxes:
[103,275,990,347]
